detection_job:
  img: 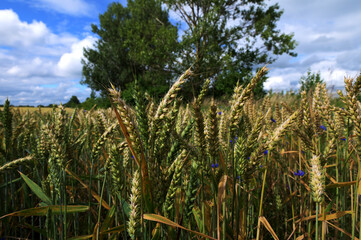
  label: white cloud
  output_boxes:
[264,72,301,91]
[57,36,97,77]
[0,9,78,51]
[5,57,55,78]
[0,9,49,47]
[0,9,97,105]
[265,0,361,91]
[30,0,96,16]
[0,80,91,106]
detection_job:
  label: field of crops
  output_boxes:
[1,67,361,239]
[0,107,74,114]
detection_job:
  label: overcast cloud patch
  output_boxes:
[265,0,361,92]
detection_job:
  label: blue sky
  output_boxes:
[0,0,360,105]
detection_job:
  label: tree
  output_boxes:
[299,69,323,94]
[80,91,111,110]
[81,0,179,102]
[64,96,81,108]
[164,0,297,98]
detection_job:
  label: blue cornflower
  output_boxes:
[131,155,134,159]
[320,125,327,131]
[271,118,276,123]
[230,140,232,143]
[263,150,268,155]
[218,112,222,115]
[247,157,250,160]
[84,110,87,113]
[234,136,238,140]
[260,164,263,168]
[294,170,305,177]
[341,137,346,141]
[211,163,219,168]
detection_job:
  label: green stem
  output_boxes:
[316,203,319,240]
[256,168,267,240]
[96,171,108,239]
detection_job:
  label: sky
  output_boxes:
[0,0,360,106]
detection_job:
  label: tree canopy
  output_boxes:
[81,0,179,101]
[64,95,81,108]
[81,0,297,101]
[165,0,297,98]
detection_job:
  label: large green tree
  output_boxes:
[164,0,297,98]
[81,0,179,101]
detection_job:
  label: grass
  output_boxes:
[0,67,361,239]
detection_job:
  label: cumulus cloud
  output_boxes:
[0,9,97,105]
[0,9,78,52]
[0,9,49,47]
[57,36,97,77]
[264,72,301,91]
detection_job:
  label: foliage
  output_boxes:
[81,0,179,102]
[214,66,268,98]
[299,69,324,94]
[164,0,297,99]
[64,95,81,108]
[82,0,297,101]
[80,91,111,110]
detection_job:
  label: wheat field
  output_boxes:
[1,67,361,239]
[0,107,74,114]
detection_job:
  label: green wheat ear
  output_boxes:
[205,99,219,160]
[163,149,187,218]
[2,98,13,161]
[133,79,149,146]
